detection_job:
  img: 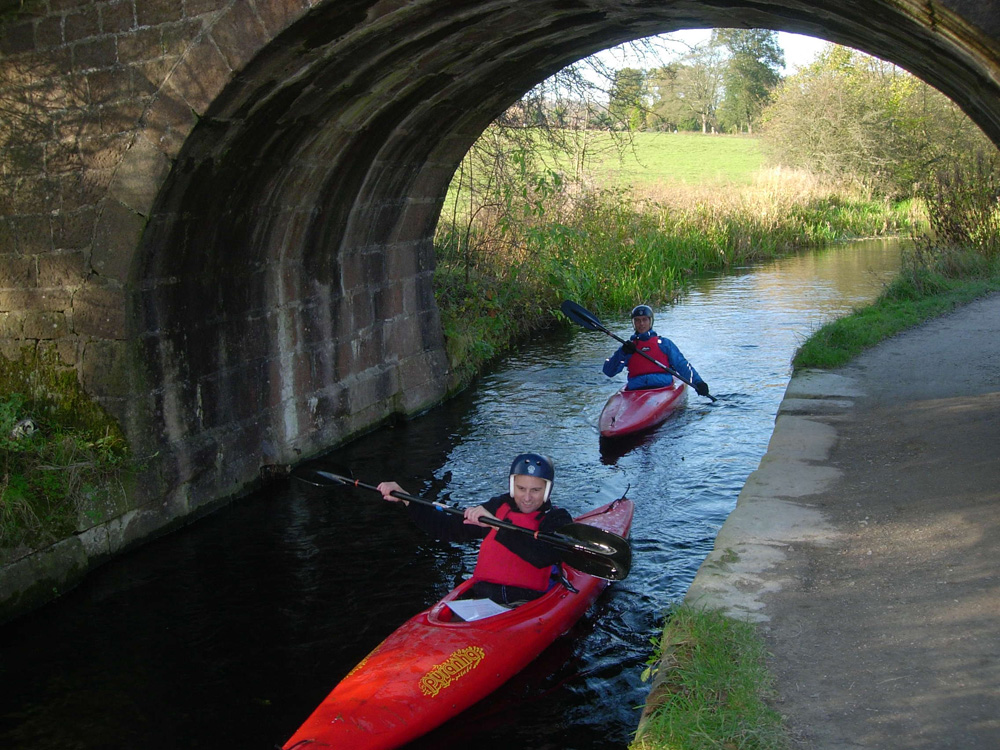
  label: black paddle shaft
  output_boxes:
[296,469,631,581]
[560,300,717,402]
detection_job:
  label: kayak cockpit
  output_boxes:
[426,567,576,625]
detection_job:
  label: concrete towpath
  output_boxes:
[683,292,1000,749]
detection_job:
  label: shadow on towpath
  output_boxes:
[681,291,1000,749]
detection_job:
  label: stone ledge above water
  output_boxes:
[683,369,862,623]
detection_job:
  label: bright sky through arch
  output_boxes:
[776,32,829,72]
[593,30,828,75]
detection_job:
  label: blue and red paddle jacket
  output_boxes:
[603,328,705,391]
[405,493,573,591]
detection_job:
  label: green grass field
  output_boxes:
[445,130,767,219]
[552,131,765,189]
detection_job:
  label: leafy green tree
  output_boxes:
[608,67,648,131]
[648,41,725,132]
[760,46,995,196]
[714,29,784,134]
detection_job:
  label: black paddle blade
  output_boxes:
[560,300,607,332]
[290,463,632,580]
[290,466,354,488]
[551,523,632,582]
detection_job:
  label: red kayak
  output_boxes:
[282,497,634,750]
[598,381,687,438]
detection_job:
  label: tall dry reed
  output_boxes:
[435,168,917,385]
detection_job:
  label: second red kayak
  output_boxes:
[282,497,634,750]
[598,381,687,438]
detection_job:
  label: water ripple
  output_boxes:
[0,240,902,750]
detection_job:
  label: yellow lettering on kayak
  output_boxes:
[419,646,486,697]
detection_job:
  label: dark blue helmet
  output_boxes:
[631,304,654,325]
[509,453,555,501]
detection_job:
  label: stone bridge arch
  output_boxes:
[1,0,999,614]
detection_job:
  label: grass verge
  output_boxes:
[792,252,1000,370]
[793,271,1000,370]
[436,177,916,386]
[631,603,788,750]
[1,349,131,557]
[796,151,1000,368]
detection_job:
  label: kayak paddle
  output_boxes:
[560,299,717,402]
[292,467,632,582]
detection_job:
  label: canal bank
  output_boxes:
[0,239,915,749]
[674,291,1000,748]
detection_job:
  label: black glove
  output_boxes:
[622,340,636,355]
[694,381,710,397]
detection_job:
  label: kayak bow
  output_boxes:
[598,381,687,438]
[282,497,634,750]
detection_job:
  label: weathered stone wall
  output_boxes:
[1,0,999,621]
[0,0,458,619]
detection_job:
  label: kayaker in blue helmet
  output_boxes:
[376,453,573,607]
[603,304,710,396]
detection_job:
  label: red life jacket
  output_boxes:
[472,503,552,592]
[627,336,671,377]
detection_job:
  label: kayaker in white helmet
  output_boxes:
[603,304,710,396]
[376,453,573,607]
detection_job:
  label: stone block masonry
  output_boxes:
[2,0,1000,624]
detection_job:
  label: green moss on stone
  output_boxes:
[1,345,132,552]
[0,344,125,442]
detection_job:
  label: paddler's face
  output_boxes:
[511,475,548,513]
[632,315,652,335]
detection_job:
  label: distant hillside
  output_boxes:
[560,131,764,189]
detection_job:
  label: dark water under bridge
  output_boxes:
[1,0,999,618]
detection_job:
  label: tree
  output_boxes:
[714,29,784,134]
[648,41,725,132]
[608,67,648,131]
[760,46,996,196]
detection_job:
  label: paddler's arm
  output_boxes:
[658,336,711,395]
[493,507,574,567]
[603,347,629,377]
[463,504,497,526]
[659,337,703,386]
[376,481,487,542]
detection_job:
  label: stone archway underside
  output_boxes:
[136,0,1000,510]
[1,0,998,620]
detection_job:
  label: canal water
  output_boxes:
[0,239,901,750]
